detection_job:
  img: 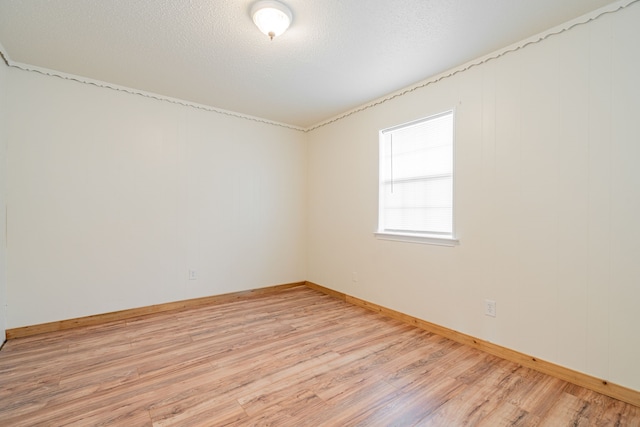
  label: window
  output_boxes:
[376,110,457,245]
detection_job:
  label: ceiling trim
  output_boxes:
[0,41,10,67]
[1,0,637,134]
[0,45,306,133]
[305,0,638,132]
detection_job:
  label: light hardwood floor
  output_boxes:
[1,286,638,426]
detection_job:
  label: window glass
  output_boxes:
[378,110,455,241]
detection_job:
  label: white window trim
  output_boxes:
[374,231,459,246]
[376,109,458,247]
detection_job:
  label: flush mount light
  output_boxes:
[251,0,292,40]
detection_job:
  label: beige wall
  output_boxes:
[5,68,307,328]
[307,4,640,391]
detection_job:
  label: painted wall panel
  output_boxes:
[448,67,484,337]
[609,5,640,390]
[478,61,498,343]
[0,61,7,342]
[307,3,640,390]
[586,15,613,381]
[555,25,590,373]
[491,52,525,351]
[517,37,561,362]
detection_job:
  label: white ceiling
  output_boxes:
[0,0,621,128]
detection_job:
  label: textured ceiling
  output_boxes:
[0,0,622,128]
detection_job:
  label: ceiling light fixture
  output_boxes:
[251,0,292,40]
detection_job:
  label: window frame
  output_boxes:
[375,110,459,246]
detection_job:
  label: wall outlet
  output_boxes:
[484,299,496,317]
[352,272,358,282]
[189,269,198,280]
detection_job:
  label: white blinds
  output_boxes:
[379,111,454,236]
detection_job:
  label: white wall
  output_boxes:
[6,68,307,328]
[307,4,640,391]
[0,60,7,342]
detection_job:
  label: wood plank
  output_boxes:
[0,286,638,426]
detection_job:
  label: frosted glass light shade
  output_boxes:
[251,1,292,40]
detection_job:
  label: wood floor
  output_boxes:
[1,286,639,426]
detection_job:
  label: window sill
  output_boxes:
[374,231,459,246]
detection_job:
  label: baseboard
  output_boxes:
[304,281,640,408]
[5,281,305,340]
[305,281,347,301]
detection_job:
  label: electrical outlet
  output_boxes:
[484,299,496,317]
[189,269,198,280]
[352,272,358,282]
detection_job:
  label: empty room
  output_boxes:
[0,0,639,425]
